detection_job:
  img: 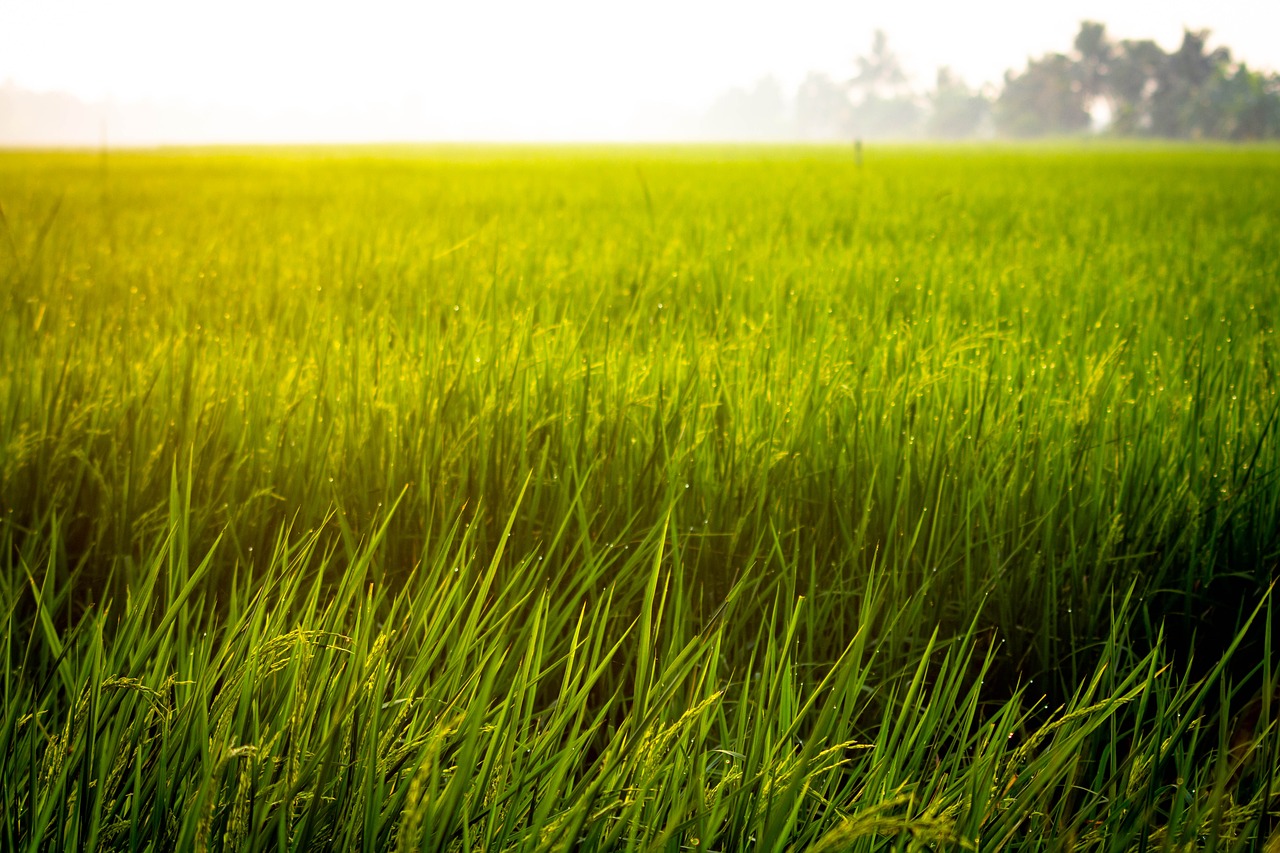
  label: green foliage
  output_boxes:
[2,146,1279,849]
[927,69,990,140]
[996,54,1092,138]
[1000,21,1280,140]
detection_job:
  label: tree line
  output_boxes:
[3,20,1277,144]
[999,21,1280,139]
[709,21,1280,141]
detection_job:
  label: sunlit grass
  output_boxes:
[2,145,1279,849]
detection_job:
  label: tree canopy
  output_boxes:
[785,22,1280,141]
[996,22,1280,139]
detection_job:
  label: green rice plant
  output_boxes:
[3,491,1276,850]
[1,144,1278,849]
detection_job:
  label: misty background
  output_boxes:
[2,5,1279,145]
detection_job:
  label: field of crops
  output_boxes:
[2,145,1279,850]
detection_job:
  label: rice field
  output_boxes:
[2,144,1279,850]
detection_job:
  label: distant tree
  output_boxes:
[795,72,851,140]
[926,67,990,139]
[849,95,923,139]
[1149,29,1232,137]
[1013,22,1280,140]
[1107,38,1165,134]
[847,30,922,139]
[1202,63,1280,140]
[1100,26,1280,140]
[850,30,909,100]
[995,52,1090,137]
[705,20,1280,143]
[703,76,789,140]
[1073,20,1114,119]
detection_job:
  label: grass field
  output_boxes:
[2,145,1279,850]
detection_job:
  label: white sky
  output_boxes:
[1,0,1277,141]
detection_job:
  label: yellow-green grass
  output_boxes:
[1,145,1278,850]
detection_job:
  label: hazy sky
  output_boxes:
[1,0,1277,140]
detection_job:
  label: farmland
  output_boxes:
[2,145,1279,850]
